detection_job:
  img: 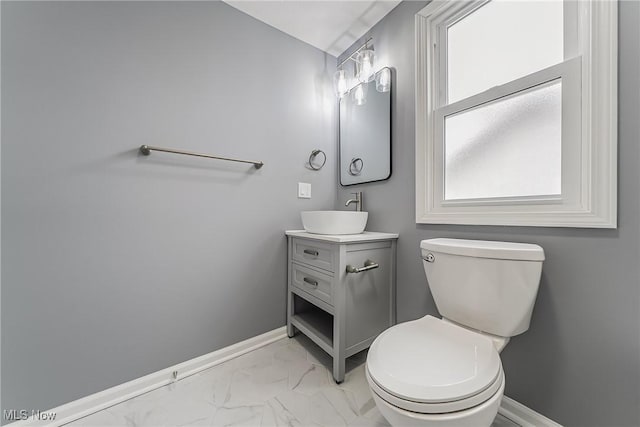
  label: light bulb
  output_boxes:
[353,83,367,106]
[376,68,391,92]
[356,49,376,83]
[333,69,349,98]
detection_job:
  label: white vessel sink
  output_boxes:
[301,211,368,235]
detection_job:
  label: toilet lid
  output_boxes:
[367,315,501,403]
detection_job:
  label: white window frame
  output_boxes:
[415,0,618,228]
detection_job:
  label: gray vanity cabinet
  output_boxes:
[285,231,398,383]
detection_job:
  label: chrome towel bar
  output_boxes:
[139,145,264,169]
[346,260,379,274]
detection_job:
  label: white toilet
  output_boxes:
[366,238,545,427]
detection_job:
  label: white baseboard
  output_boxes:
[499,396,563,427]
[7,327,287,427]
[7,328,561,427]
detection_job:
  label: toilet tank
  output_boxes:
[421,238,544,337]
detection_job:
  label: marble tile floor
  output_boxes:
[67,335,520,427]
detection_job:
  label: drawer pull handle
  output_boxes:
[346,260,379,274]
[303,277,318,287]
[303,249,319,257]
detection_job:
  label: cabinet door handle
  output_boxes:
[303,277,318,287]
[346,260,379,274]
[303,249,319,256]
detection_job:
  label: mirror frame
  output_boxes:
[339,67,393,187]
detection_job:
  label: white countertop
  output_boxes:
[285,230,399,243]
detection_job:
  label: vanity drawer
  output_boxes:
[291,263,333,305]
[292,239,334,272]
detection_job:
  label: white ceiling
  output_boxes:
[222,1,402,57]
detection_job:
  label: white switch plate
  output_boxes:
[298,182,311,199]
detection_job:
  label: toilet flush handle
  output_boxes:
[424,253,435,263]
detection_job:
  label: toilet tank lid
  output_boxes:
[421,238,545,261]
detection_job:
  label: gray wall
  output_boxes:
[337,2,640,426]
[1,1,337,415]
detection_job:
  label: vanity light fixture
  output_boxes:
[333,69,349,98]
[332,37,390,105]
[353,83,367,106]
[356,49,376,83]
[375,67,391,93]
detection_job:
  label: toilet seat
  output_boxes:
[367,365,504,414]
[366,315,503,414]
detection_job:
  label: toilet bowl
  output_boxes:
[366,238,544,427]
[369,379,504,427]
[366,315,505,426]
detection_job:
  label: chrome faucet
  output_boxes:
[345,192,363,212]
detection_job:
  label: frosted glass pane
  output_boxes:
[444,81,562,201]
[448,0,563,103]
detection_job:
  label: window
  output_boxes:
[415,0,617,228]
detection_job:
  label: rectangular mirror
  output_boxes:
[339,67,391,186]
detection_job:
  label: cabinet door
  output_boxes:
[343,245,393,349]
